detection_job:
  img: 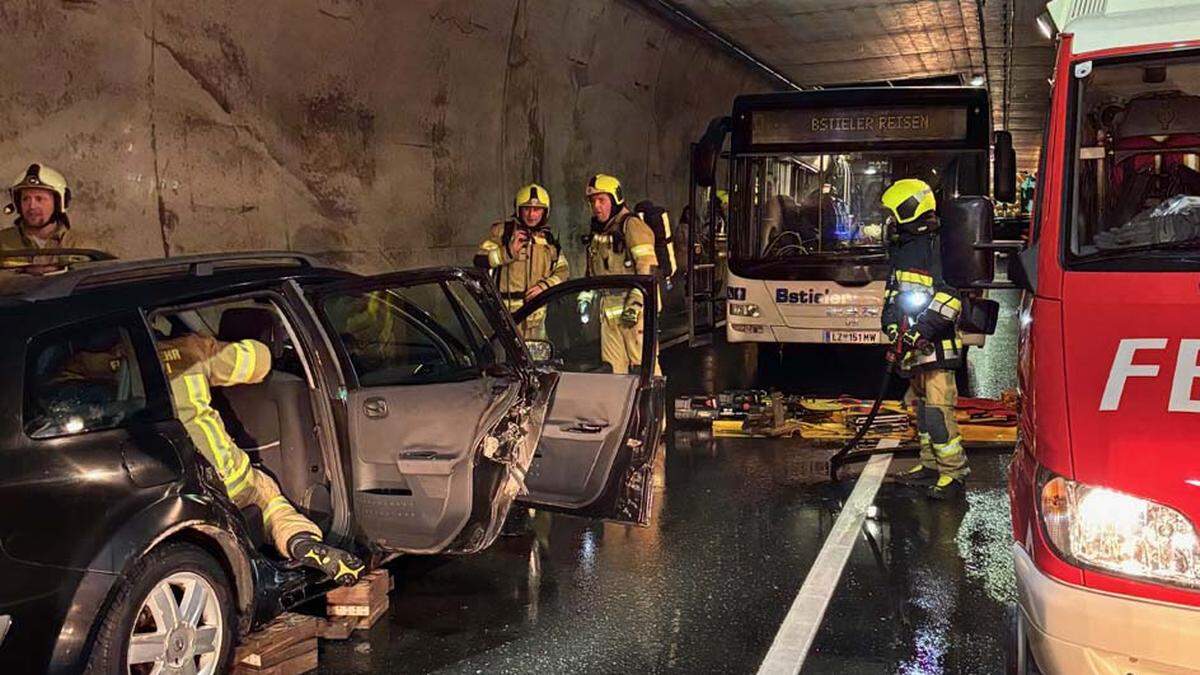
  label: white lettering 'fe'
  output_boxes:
[1170,340,1200,413]
[1100,339,1168,411]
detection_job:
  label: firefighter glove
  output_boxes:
[619,304,641,328]
[902,328,933,355]
[287,534,366,586]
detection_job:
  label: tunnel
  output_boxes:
[2,2,1199,675]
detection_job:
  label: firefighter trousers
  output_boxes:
[599,305,660,375]
[904,368,968,479]
[196,436,322,556]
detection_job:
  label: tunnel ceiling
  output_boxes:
[667,0,1053,171]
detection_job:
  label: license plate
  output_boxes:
[824,330,879,344]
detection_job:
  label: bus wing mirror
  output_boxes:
[940,196,995,287]
[692,116,731,188]
[993,130,1017,203]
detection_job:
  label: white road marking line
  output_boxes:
[756,449,894,675]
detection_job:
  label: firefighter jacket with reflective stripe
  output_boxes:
[474,220,567,314]
[587,206,658,315]
[0,220,72,267]
[158,334,272,499]
[881,225,962,372]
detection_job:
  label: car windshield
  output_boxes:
[1070,53,1200,260]
[731,151,979,263]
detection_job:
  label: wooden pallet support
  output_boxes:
[234,612,319,675]
[321,569,392,638]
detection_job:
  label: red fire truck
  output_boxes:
[1008,1,1200,672]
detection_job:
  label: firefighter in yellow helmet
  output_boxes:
[475,183,568,339]
[584,174,660,375]
[0,163,76,270]
[156,330,365,584]
[879,178,967,500]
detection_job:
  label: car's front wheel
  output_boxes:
[86,542,235,675]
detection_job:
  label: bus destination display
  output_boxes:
[751,106,969,145]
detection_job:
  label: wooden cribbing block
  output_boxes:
[323,569,391,634]
[234,612,318,674]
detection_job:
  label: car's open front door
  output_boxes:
[304,267,539,555]
[511,275,664,526]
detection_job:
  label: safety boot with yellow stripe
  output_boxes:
[927,474,966,500]
[287,534,366,586]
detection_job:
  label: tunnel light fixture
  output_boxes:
[1036,10,1057,40]
[969,74,986,87]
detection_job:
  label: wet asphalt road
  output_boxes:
[318,291,1023,674]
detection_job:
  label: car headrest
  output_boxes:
[218,307,282,358]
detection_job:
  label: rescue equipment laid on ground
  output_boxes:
[675,390,1016,445]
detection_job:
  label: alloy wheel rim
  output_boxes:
[126,571,223,675]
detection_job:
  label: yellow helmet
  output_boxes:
[5,163,71,216]
[514,183,550,212]
[881,178,935,225]
[585,173,625,207]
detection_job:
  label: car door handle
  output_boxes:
[363,397,389,419]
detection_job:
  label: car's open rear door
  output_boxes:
[303,267,543,554]
[511,275,665,526]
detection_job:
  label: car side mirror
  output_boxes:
[525,339,554,364]
[939,196,995,288]
[692,116,730,188]
[993,131,1017,203]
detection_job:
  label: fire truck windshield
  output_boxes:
[730,151,978,266]
[1070,54,1200,261]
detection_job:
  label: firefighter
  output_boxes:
[474,183,568,339]
[583,173,659,375]
[0,163,74,270]
[156,331,366,584]
[879,178,967,500]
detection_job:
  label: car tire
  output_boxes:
[85,541,235,675]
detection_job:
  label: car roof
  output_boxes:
[0,252,356,332]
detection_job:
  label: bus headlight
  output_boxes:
[729,302,761,318]
[1040,472,1200,588]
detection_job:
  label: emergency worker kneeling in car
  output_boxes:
[880,178,968,500]
[475,183,568,339]
[66,327,367,584]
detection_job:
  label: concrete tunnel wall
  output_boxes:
[0,0,774,328]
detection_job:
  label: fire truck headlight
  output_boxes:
[729,302,761,318]
[1040,472,1200,589]
[899,291,931,313]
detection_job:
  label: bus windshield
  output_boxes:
[730,151,980,263]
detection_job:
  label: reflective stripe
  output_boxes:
[230,341,255,384]
[224,453,253,498]
[604,306,626,319]
[895,271,933,286]
[630,244,655,258]
[183,374,229,472]
[262,496,292,525]
[941,338,963,352]
[488,248,503,267]
[933,436,964,458]
[544,275,561,287]
[929,292,962,320]
[479,240,500,250]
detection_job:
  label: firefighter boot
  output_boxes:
[927,474,966,500]
[287,534,366,586]
[898,431,938,486]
